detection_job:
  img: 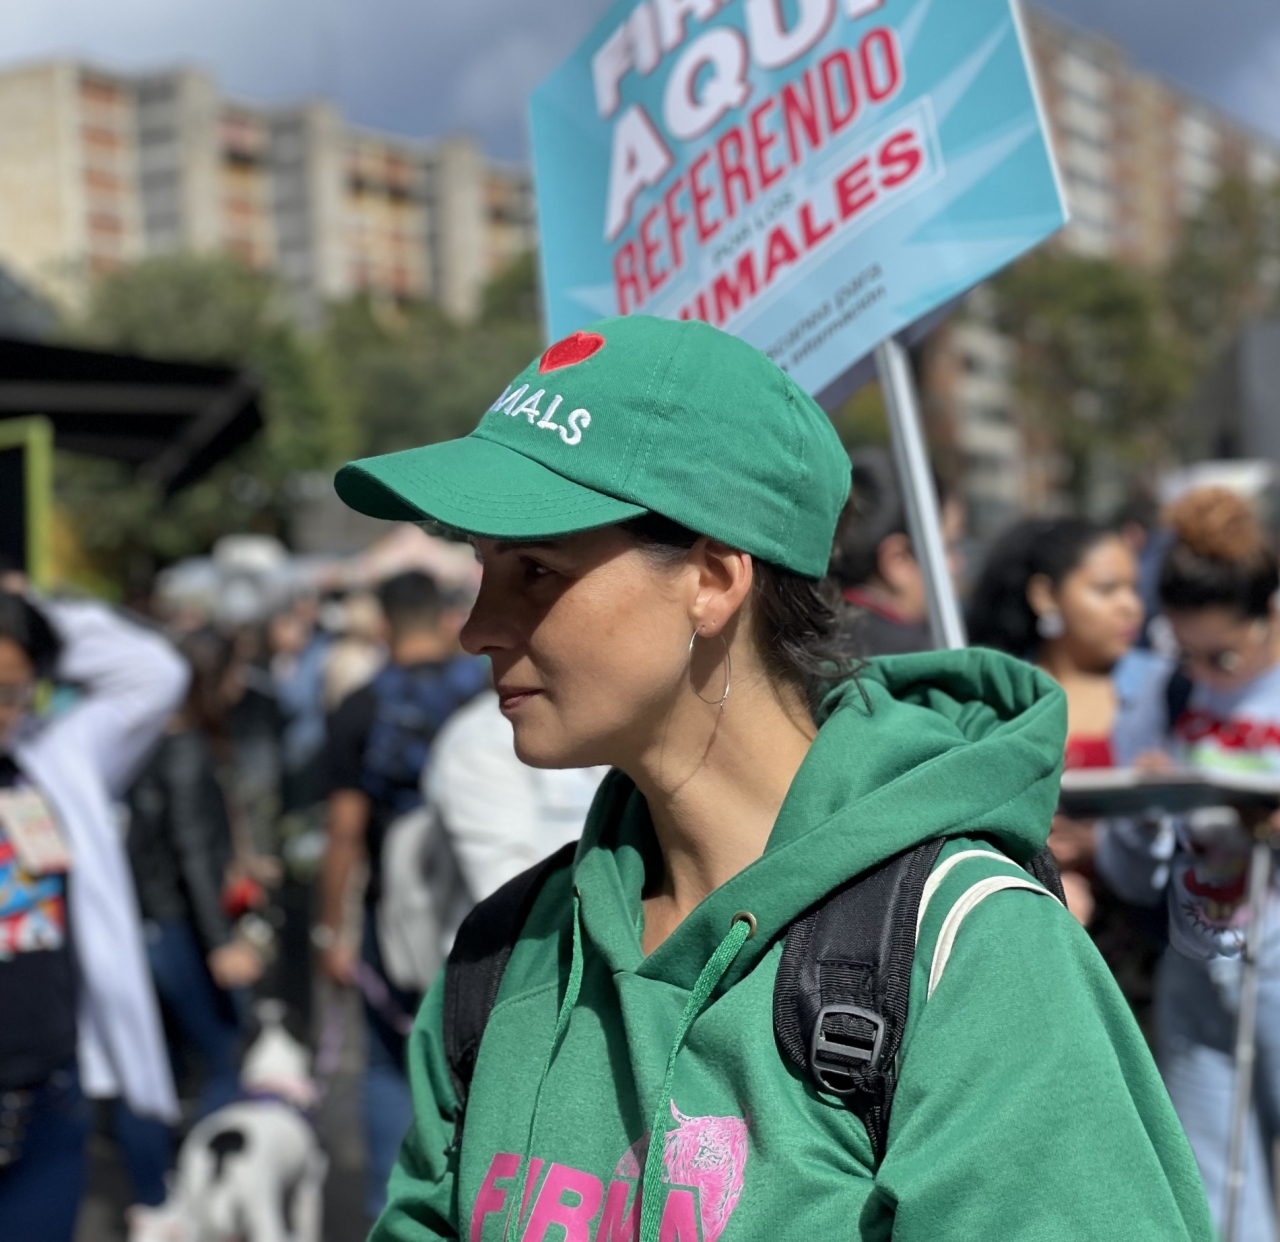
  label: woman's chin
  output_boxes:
[511,728,574,771]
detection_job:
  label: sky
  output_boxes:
[0,0,1276,161]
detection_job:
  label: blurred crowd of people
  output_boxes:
[0,544,606,1240]
[833,457,1280,1240]
[4,453,1280,1240]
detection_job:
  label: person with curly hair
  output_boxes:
[967,517,1150,924]
[1098,486,1280,1240]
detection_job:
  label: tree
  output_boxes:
[991,251,1194,503]
[325,254,543,459]
[1166,173,1280,365]
[58,255,355,588]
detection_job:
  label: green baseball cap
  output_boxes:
[334,316,850,578]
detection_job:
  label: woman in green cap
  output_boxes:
[336,316,1211,1242]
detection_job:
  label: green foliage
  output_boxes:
[52,250,547,587]
[57,255,355,586]
[481,250,542,327]
[1165,173,1280,364]
[72,253,283,361]
[992,250,1195,500]
[68,254,354,476]
[325,259,542,459]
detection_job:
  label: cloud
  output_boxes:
[0,0,1275,157]
[1217,27,1280,142]
[1041,0,1280,142]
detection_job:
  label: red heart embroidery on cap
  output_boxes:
[539,331,605,373]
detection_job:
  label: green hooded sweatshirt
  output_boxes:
[374,649,1213,1241]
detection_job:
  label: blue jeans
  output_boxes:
[0,1064,89,1242]
[114,919,245,1206]
[362,909,418,1221]
[1157,938,1280,1242]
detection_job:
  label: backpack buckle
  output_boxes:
[810,1004,886,1094]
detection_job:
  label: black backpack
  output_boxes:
[443,839,1065,1165]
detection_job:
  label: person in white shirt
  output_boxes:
[425,690,608,902]
[0,586,187,1242]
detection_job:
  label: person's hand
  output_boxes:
[1133,749,1175,773]
[318,936,358,987]
[1049,815,1097,870]
[0,571,28,594]
[208,941,264,990]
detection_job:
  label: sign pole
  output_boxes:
[1223,841,1271,1241]
[874,338,966,651]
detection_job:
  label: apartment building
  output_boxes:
[0,63,143,305]
[1028,11,1279,268]
[0,61,535,321]
[927,6,1280,534]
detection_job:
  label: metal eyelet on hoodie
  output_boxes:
[732,911,758,940]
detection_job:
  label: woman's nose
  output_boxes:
[459,579,514,657]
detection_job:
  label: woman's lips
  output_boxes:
[497,687,542,713]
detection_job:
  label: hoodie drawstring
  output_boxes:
[506,888,586,1240]
[505,902,752,1242]
[638,914,753,1242]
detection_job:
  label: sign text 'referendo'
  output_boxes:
[530,0,1068,398]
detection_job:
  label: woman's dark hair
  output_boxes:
[620,513,859,696]
[0,592,62,679]
[966,518,1110,657]
[827,448,949,589]
[178,629,235,741]
[1159,488,1279,619]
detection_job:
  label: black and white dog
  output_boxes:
[128,1004,327,1242]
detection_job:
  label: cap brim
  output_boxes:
[334,435,647,539]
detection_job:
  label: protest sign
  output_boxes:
[531,0,1068,400]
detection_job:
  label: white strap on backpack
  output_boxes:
[915,849,1058,1000]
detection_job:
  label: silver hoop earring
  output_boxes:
[688,630,732,710]
[1036,611,1065,640]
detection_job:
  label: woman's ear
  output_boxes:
[688,540,754,639]
[1025,573,1057,621]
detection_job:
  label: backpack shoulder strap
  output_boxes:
[774,837,1063,1165]
[1024,844,1067,905]
[442,840,577,1114]
[773,837,944,1163]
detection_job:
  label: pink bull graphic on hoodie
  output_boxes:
[470,1102,748,1242]
[661,1104,748,1241]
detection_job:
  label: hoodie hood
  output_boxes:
[572,647,1067,993]
[376,645,1214,1242]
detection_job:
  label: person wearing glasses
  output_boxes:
[1098,486,1280,1240]
[0,583,187,1242]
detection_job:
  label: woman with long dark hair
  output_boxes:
[115,630,263,1210]
[0,584,186,1241]
[1099,488,1280,1238]
[968,518,1148,923]
[336,317,1210,1241]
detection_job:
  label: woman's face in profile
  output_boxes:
[0,636,35,748]
[461,526,695,771]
